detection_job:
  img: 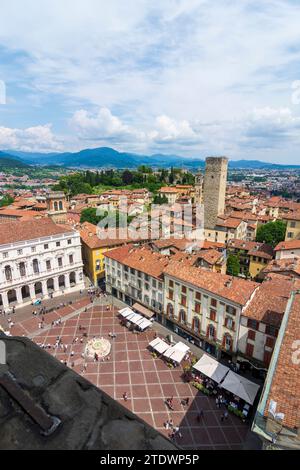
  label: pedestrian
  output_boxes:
[123,392,128,401]
[197,409,204,422]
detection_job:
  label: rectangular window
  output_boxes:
[211,298,217,308]
[226,305,236,316]
[44,244,49,250]
[248,330,256,341]
[182,286,187,294]
[195,302,201,313]
[168,289,173,300]
[265,336,275,349]
[56,241,60,247]
[58,257,63,267]
[17,249,23,255]
[246,343,254,357]
[181,295,187,307]
[210,309,216,321]
[263,350,272,366]
[68,239,72,244]
[3,252,8,258]
[69,254,74,264]
[46,260,51,270]
[265,325,278,337]
[247,319,259,330]
[195,292,201,301]
[169,280,174,288]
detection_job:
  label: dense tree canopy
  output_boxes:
[256,220,287,248]
[0,194,14,207]
[226,254,241,277]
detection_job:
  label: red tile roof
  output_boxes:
[242,274,295,327]
[104,244,170,279]
[0,218,74,245]
[275,239,300,251]
[164,260,259,305]
[263,285,300,429]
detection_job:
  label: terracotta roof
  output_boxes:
[0,218,74,245]
[282,211,300,221]
[104,244,170,279]
[242,274,295,327]
[248,244,274,260]
[263,286,300,429]
[159,187,180,193]
[80,222,135,250]
[216,217,244,229]
[164,260,259,305]
[262,258,300,278]
[0,208,47,218]
[275,239,300,251]
[227,238,263,252]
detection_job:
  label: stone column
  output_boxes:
[65,274,71,290]
[41,280,48,297]
[16,288,23,305]
[29,284,36,301]
[1,292,10,310]
[53,277,59,293]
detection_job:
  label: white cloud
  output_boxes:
[149,115,201,144]
[1,1,300,161]
[70,107,144,142]
[0,124,62,152]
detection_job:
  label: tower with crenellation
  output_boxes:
[203,157,228,229]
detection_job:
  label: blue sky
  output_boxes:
[0,0,300,163]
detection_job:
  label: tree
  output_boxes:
[153,194,168,205]
[0,195,14,207]
[80,207,101,225]
[122,170,133,185]
[256,220,287,248]
[226,254,240,277]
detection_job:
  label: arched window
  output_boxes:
[223,334,232,351]
[166,303,174,317]
[59,201,63,211]
[19,262,26,277]
[33,259,39,274]
[192,316,200,333]
[54,201,58,211]
[179,309,186,324]
[4,265,12,281]
[207,324,215,340]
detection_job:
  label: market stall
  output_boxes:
[193,354,229,384]
[220,370,260,405]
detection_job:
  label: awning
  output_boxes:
[220,370,260,405]
[118,307,134,318]
[193,354,229,384]
[163,342,190,364]
[132,302,155,319]
[173,341,190,353]
[149,338,162,348]
[149,338,170,354]
[138,318,152,331]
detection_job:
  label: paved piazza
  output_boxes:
[6,301,249,450]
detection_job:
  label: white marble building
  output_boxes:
[0,218,85,311]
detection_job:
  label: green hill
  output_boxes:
[0,151,29,169]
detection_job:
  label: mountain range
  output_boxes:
[1,147,300,170]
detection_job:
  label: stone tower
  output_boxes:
[46,191,67,224]
[194,172,203,204]
[203,157,228,229]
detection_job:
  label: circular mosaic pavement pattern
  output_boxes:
[84,337,111,359]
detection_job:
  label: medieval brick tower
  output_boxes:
[46,191,67,224]
[203,157,228,229]
[194,172,204,204]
